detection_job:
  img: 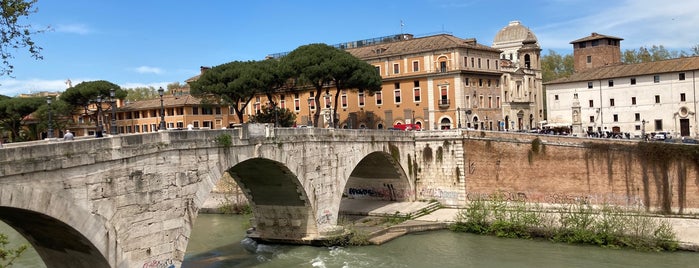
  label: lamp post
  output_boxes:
[307,97,313,126]
[641,119,647,141]
[110,88,117,135]
[46,97,53,139]
[158,87,166,131]
[324,92,333,128]
[96,95,103,137]
[457,107,461,129]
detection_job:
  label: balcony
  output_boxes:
[438,98,450,108]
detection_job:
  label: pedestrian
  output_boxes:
[64,130,74,141]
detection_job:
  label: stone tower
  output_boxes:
[570,32,623,72]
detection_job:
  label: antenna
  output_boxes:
[400,19,404,34]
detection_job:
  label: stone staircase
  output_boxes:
[367,220,448,245]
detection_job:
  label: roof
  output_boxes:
[493,20,538,46]
[570,32,623,44]
[119,94,203,111]
[545,56,699,85]
[345,34,500,60]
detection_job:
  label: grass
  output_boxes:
[450,195,679,251]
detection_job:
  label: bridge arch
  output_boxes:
[342,151,413,202]
[0,185,114,268]
[227,157,318,242]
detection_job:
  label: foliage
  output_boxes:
[214,134,232,147]
[0,96,44,141]
[190,61,259,123]
[451,196,679,251]
[541,50,574,82]
[122,86,159,101]
[32,98,74,139]
[621,45,688,64]
[61,80,125,131]
[247,105,297,127]
[0,0,48,77]
[0,232,27,268]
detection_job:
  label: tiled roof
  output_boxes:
[570,32,623,44]
[119,95,203,111]
[345,34,501,60]
[545,56,699,85]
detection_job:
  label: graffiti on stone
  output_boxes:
[142,259,175,268]
[346,183,407,201]
[419,188,459,199]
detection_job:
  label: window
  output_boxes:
[608,80,614,87]
[630,78,636,85]
[440,87,448,103]
[579,42,586,48]
[681,93,686,102]
[479,95,484,108]
[294,93,300,112]
[655,95,660,103]
[192,106,199,115]
[589,116,595,123]
[586,55,592,63]
[375,66,381,74]
[680,73,686,80]
[496,96,500,108]
[591,40,599,46]
[215,107,221,115]
[589,100,594,107]
[358,90,365,107]
[466,95,471,108]
[341,92,348,108]
[471,58,475,67]
[478,58,481,68]
[479,79,483,87]
[254,96,261,113]
[440,61,447,72]
[324,94,331,108]
[412,61,419,72]
[394,89,401,104]
[279,95,286,109]
[465,78,470,87]
[414,87,421,102]
[635,113,640,121]
[554,95,559,100]
[631,97,636,105]
[587,82,593,88]
[610,98,615,106]
[654,119,662,131]
[488,96,493,108]
[635,125,641,130]
[654,75,660,83]
[613,114,618,122]
[393,63,399,74]
[375,91,382,105]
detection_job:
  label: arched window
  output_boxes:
[524,54,531,69]
[440,117,452,130]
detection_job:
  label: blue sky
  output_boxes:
[1,0,698,97]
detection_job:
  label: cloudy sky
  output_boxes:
[1,0,697,96]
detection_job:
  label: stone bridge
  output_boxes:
[0,125,415,268]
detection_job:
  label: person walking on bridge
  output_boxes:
[64,130,74,141]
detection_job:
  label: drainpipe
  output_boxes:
[694,71,698,137]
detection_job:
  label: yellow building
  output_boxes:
[115,25,543,132]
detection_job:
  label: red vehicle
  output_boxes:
[391,123,421,131]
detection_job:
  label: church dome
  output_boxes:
[493,21,537,46]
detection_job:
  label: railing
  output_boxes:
[438,99,450,108]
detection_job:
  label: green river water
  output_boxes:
[3,214,699,267]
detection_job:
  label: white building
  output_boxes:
[545,33,699,138]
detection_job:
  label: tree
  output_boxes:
[0,0,47,76]
[252,59,294,125]
[123,86,158,101]
[541,50,574,82]
[621,45,685,64]
[0,96,43,141]
[328,51,382,127]
[189,61,258,123]
[282,44,339,127]
[0,233,27,268]
[248,105,297,127]
[61,80,125,134]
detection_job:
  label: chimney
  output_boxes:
[200,66,211,75]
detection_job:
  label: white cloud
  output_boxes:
[534,0,699,51]
[134,66,163,74]
[55,24,92,35]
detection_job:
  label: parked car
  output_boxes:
[653,132,671,141]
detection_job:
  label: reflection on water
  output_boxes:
[0,220,45,268]
[3,214,698,268]
[184,214,699,268]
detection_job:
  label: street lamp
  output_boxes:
[110,88,117,135]
[324,92,333,128]
[641,119,647,141]
[46,97,53,139]
[158,87,166,131]
[96,95,103,137]
[457,107,461,129]
[307,97,313,126]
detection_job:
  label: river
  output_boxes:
[3,214,699,267]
